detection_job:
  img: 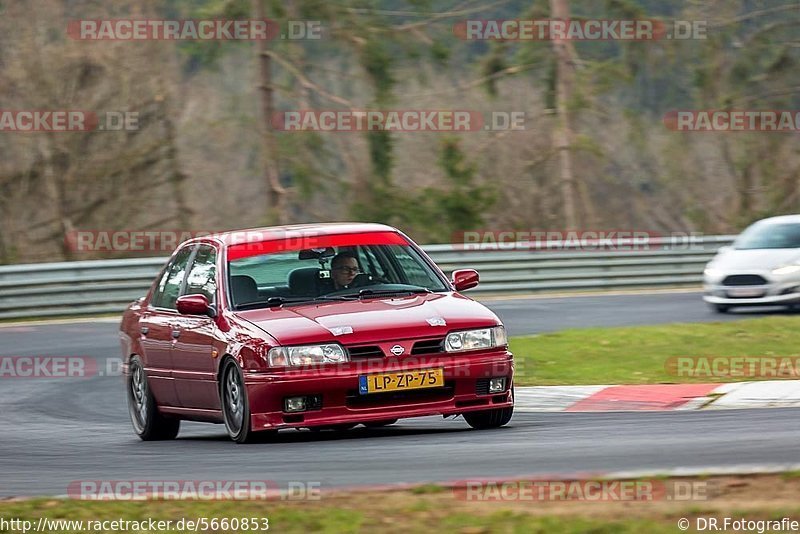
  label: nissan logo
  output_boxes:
[390,345,405,356]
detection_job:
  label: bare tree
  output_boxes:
[141,0,193,230]
[550,0,578,227]
[253,0,287,225]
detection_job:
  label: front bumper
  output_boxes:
[703,291,800,306]
[244,350,514,430]
[703,278,800,306]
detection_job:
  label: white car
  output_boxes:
[703,215,800,313]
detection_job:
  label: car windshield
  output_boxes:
[734,222,800,250]
[228,240,448,309]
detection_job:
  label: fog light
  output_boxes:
[284,396,307,413]
[488,377,506,393]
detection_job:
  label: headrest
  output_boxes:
[230,275,259,306]
[288,267,321,297]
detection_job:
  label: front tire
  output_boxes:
[127,356,180,440]
[463,405,514,429]
[711,304,730,314]
[221,360,259,443]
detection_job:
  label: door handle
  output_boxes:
[140,326,149,335]
[171,329,181,339]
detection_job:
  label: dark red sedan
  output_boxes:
[120,223,514,443]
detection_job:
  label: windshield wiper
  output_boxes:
[236,295,355,310]
[349,287,432,300]
[314,295,358,302]
[236,297,314,310]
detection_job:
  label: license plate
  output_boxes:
[727,288,765,298]
[359,368,444,395]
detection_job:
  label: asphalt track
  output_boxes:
[0,290,797,497]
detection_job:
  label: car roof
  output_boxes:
[183,222,400,247]
[752,214,800,225]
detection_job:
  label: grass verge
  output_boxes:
[509,316,800,385]
[2,474,800,533]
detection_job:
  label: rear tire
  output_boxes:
[127,356,180,441]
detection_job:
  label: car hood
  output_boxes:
[235,292,501,346]
[712,248,800,271]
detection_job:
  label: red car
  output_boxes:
[120,223,514,443]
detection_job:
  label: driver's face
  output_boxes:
[333,258,359,288]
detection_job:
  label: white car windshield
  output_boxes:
[734,222,800,250]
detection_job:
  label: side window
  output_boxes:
[183,245,217,302]
[357,246,388,280]
[387,245,440,287]
[151,246,194,309]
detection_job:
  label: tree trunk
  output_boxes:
[38,136,74,260]
[0,204,9,264]
[142,0,192,229]
[159,86,193,230]
[550,0,578,228]
[253,0,287,225]
[738,162,754,220]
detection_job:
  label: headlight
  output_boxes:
[445,326,507,352]
[703,267,723,277]
[268,344,348,367]
[772,264,800,275]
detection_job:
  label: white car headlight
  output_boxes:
[445,326,507,352]
[703,267,723,277]
[268,344,348,367]
[772,264,800,275]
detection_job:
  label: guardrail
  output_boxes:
[0,235,734,320]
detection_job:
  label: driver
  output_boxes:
[330,251,361,290]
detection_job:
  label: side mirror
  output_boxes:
[451,269,479,291]
[176,294,215,317]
